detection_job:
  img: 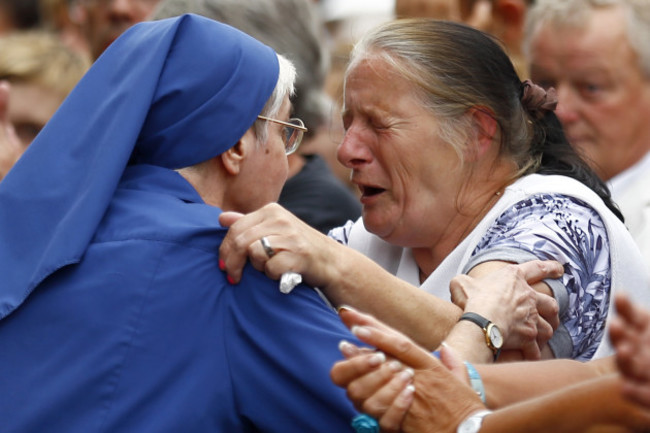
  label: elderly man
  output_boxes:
[524,0,650,267]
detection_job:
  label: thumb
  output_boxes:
[440,344,467,383]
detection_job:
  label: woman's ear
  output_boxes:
[465,106,498,161]
[220,128,256,175]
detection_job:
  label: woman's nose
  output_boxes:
[336,125,373,169]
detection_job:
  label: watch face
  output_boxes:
[488,324,503,349]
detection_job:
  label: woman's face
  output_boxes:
[337,57,467,248]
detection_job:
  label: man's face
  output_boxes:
[79,0,162,60]
[528,7,650,180]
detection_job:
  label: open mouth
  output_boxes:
[360,185,386,198]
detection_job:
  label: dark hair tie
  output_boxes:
[521,79,558,119]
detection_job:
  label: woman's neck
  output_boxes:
[413,166,515,281]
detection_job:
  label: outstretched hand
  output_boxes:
[331,307,485,433]
[610,292,650,408]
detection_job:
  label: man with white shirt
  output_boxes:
[524,0,650,268]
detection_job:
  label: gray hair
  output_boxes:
[255,54,297,144]
[346,19,533,172]
[152,0,329,137]
[524,0,650,79]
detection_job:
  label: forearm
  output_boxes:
[321,242,461,351]
[478,356,615,408]
[481,374,650,433]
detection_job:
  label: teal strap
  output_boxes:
[464,361,486,404]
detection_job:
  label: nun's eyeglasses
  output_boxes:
[257,116,307,155]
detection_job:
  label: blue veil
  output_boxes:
[0,14,279,319]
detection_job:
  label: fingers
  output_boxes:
[331,350,390,388]
[615,292,649,331]
[517,260,564,285]
[361,370,414,432]
[338,306,395,333]
[218,211,244,227]
[621,381,650,409]
[536,291,560,331]
[439,344,467,382]
[611,293,650,387]
[518,339,542,361]
[377,384,415,433]
[449,275,470,309]
[331,352,414,433]
[218,203,288,283]
[338,307,437,370]
[534,309,555,346]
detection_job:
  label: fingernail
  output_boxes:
[398,368,414,381]
[338,340,356,356]
[218,259,226,271]
[351,325,371,339]
[227,275,236,285]
[368,351,386,366]
[387,360,402,371]
[337,304,355,314]
[396,384,415,406]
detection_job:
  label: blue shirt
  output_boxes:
[0,165,358,432]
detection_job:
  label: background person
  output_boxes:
[219,18,650,363]
[394,0,532,78]
[0,0,41,34]
[75,0,161,61]
[0,31,89,180]
[524,0,650,268]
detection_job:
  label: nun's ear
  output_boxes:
[221,128,256,175]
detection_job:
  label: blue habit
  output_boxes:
[0,165,359,432]
[0,14,360,432]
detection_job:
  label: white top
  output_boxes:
[335,174,650,359]
[609,151,650,271]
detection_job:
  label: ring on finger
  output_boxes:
[260,236,276,258]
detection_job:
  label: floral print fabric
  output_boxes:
[471,193,611,360]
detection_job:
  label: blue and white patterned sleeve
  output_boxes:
[464,193,611,360]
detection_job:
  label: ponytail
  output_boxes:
[521,82,624,221]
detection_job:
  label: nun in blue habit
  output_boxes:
[0,14,360,432]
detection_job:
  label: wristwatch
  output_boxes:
[458,312,503,361]
[457,410,492,433]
